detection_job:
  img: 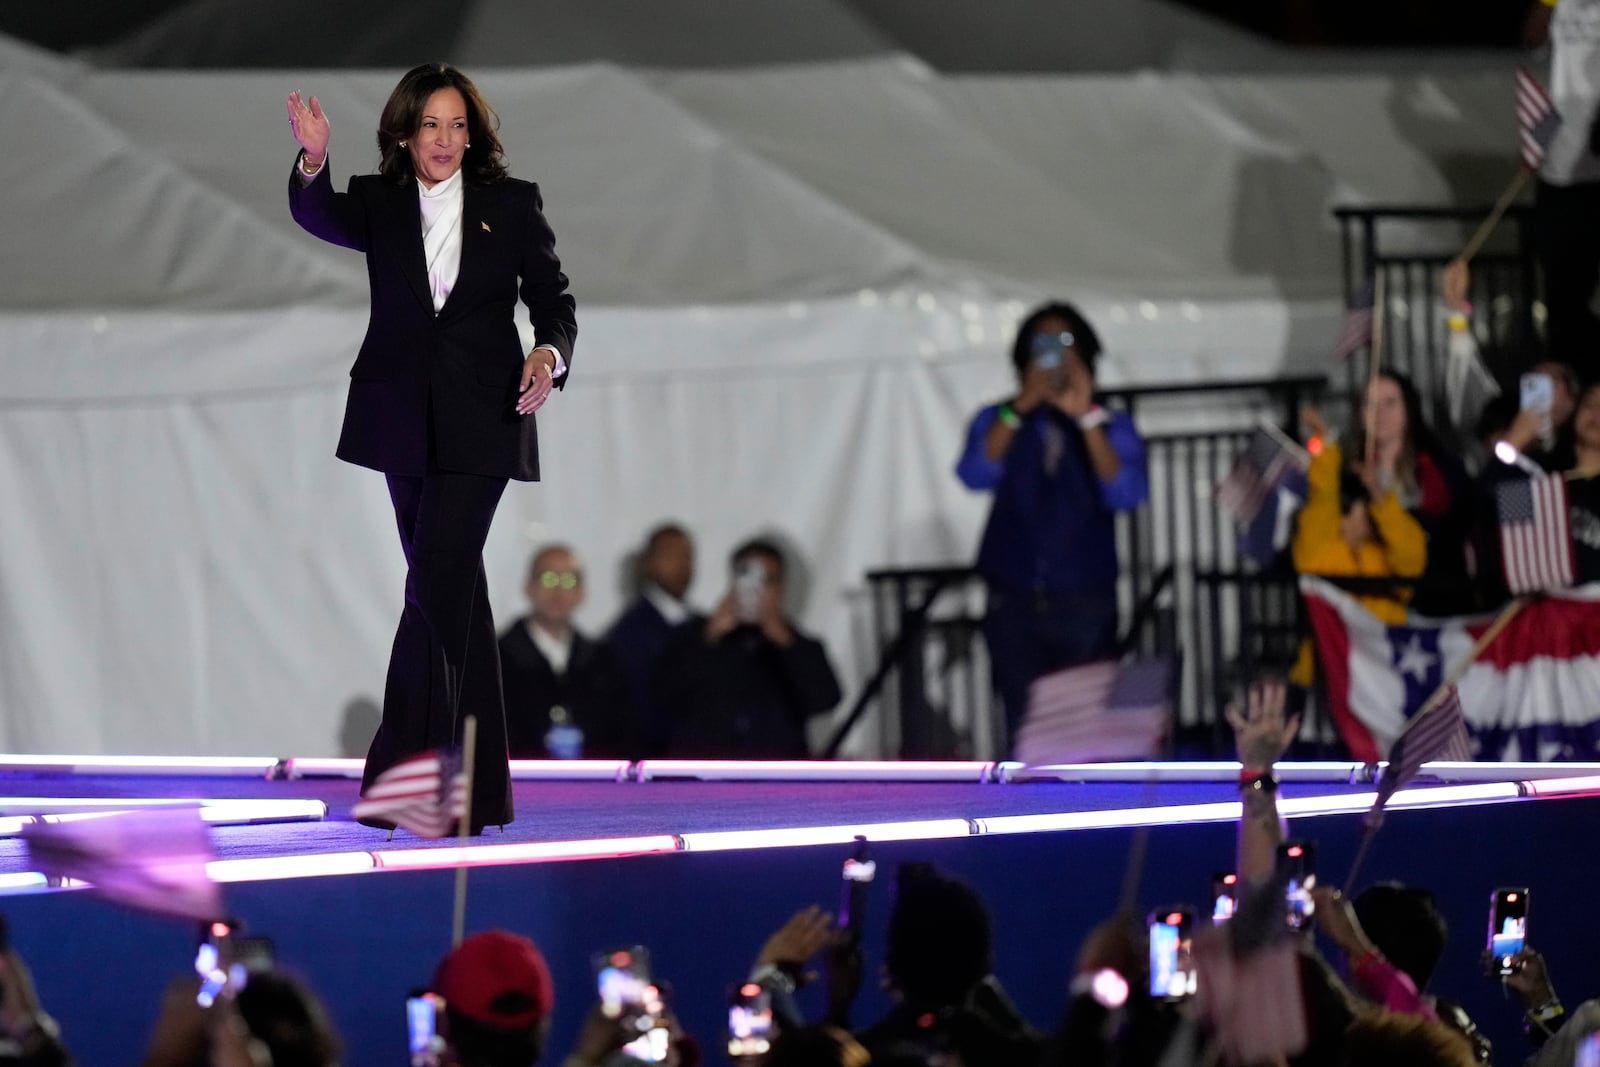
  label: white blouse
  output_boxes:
[416,168,463,312]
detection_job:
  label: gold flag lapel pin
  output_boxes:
[481,221,492,233]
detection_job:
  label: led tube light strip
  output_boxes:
[1003,761,1366,784]
[635,760,996,783]
[999,761,1600,785]
[281,757,634,782]
[373,835,681,870]
[207,852,378,882]
[0,777,1582,896]
[678,819,975,852]
[0,800,327,838]
[1516,775,1600,797]
[0,797,328,817]
[0,755,279,777]
[972,782,1525,837]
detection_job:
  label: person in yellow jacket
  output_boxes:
[1289,427,1428,686]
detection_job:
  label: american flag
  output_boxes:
[1372,684,1473,817]
[352,749,468,838]
[23,806,222,920]
[1331,282,1376,362]
[1194,927,1307,1064]
[1496,472,1575,595]
[1217,428,1306,528]
[1014,656,1173,765]
[1517,66,1562,172]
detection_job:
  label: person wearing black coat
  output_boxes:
[656,539,840,759]
[498,546,634,759]
[286,64,576,829]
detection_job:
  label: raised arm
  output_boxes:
[284,90,368,252]
[1226,678,1299,884]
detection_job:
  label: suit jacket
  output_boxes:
[655,620,842,759]
[288,160,577,481]
[607,595,698,756]
[497,619,635,758]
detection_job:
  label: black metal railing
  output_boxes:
[833,377,1327,759]
[1334,203,1541,439]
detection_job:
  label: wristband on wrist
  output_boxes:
[997,403,1023,430]
[1078,406,1110,431]
[1527,998,1564,1025]
[1239,769,1279,794]
[1352,948,1384,977]
[749,962,797,995]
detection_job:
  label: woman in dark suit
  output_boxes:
[285,64,576,830]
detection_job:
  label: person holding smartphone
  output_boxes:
[955,302,1148,743]
[655,538,841,758]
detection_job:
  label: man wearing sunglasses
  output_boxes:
[497,544,634,759]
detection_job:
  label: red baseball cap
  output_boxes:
[434,930,554,1030]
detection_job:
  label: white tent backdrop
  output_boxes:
[0,37,1524,754]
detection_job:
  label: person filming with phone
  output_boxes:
[656,538,841,758]
[955,302,1148,744]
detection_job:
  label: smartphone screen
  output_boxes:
[1211,872,1238,926]
[838,836,874,945]
[1488,888,1530,976]
[1277,841,1317,930]
[1520,372,1554,413]
[727,983,774,1059]
[1147,907,1197,1000]
[734,561,765,623]
[597,947,649,1018]
[194,919,238,1007]
[407,991,446,1067]
[1521,372,1555,445]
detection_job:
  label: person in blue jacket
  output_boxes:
[955,302,1148,742]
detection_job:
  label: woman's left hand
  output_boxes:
[516,349,556,415]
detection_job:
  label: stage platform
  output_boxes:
[2,758,1596,1066]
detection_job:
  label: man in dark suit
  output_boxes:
[498,545,633,759]
[607,524,698,755]
[656,538,842,758]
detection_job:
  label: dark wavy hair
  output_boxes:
[1009,301,1103,380]
[377,63,508,185]
[1346,370,1439,500]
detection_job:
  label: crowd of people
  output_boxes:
[0,687,1583,1067]
[496,529,842,762]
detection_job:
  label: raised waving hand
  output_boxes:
[285,89,331,165]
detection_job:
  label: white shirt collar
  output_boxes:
[642,583,690,625]
[417,167,463,200]
[526,618,574,675]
